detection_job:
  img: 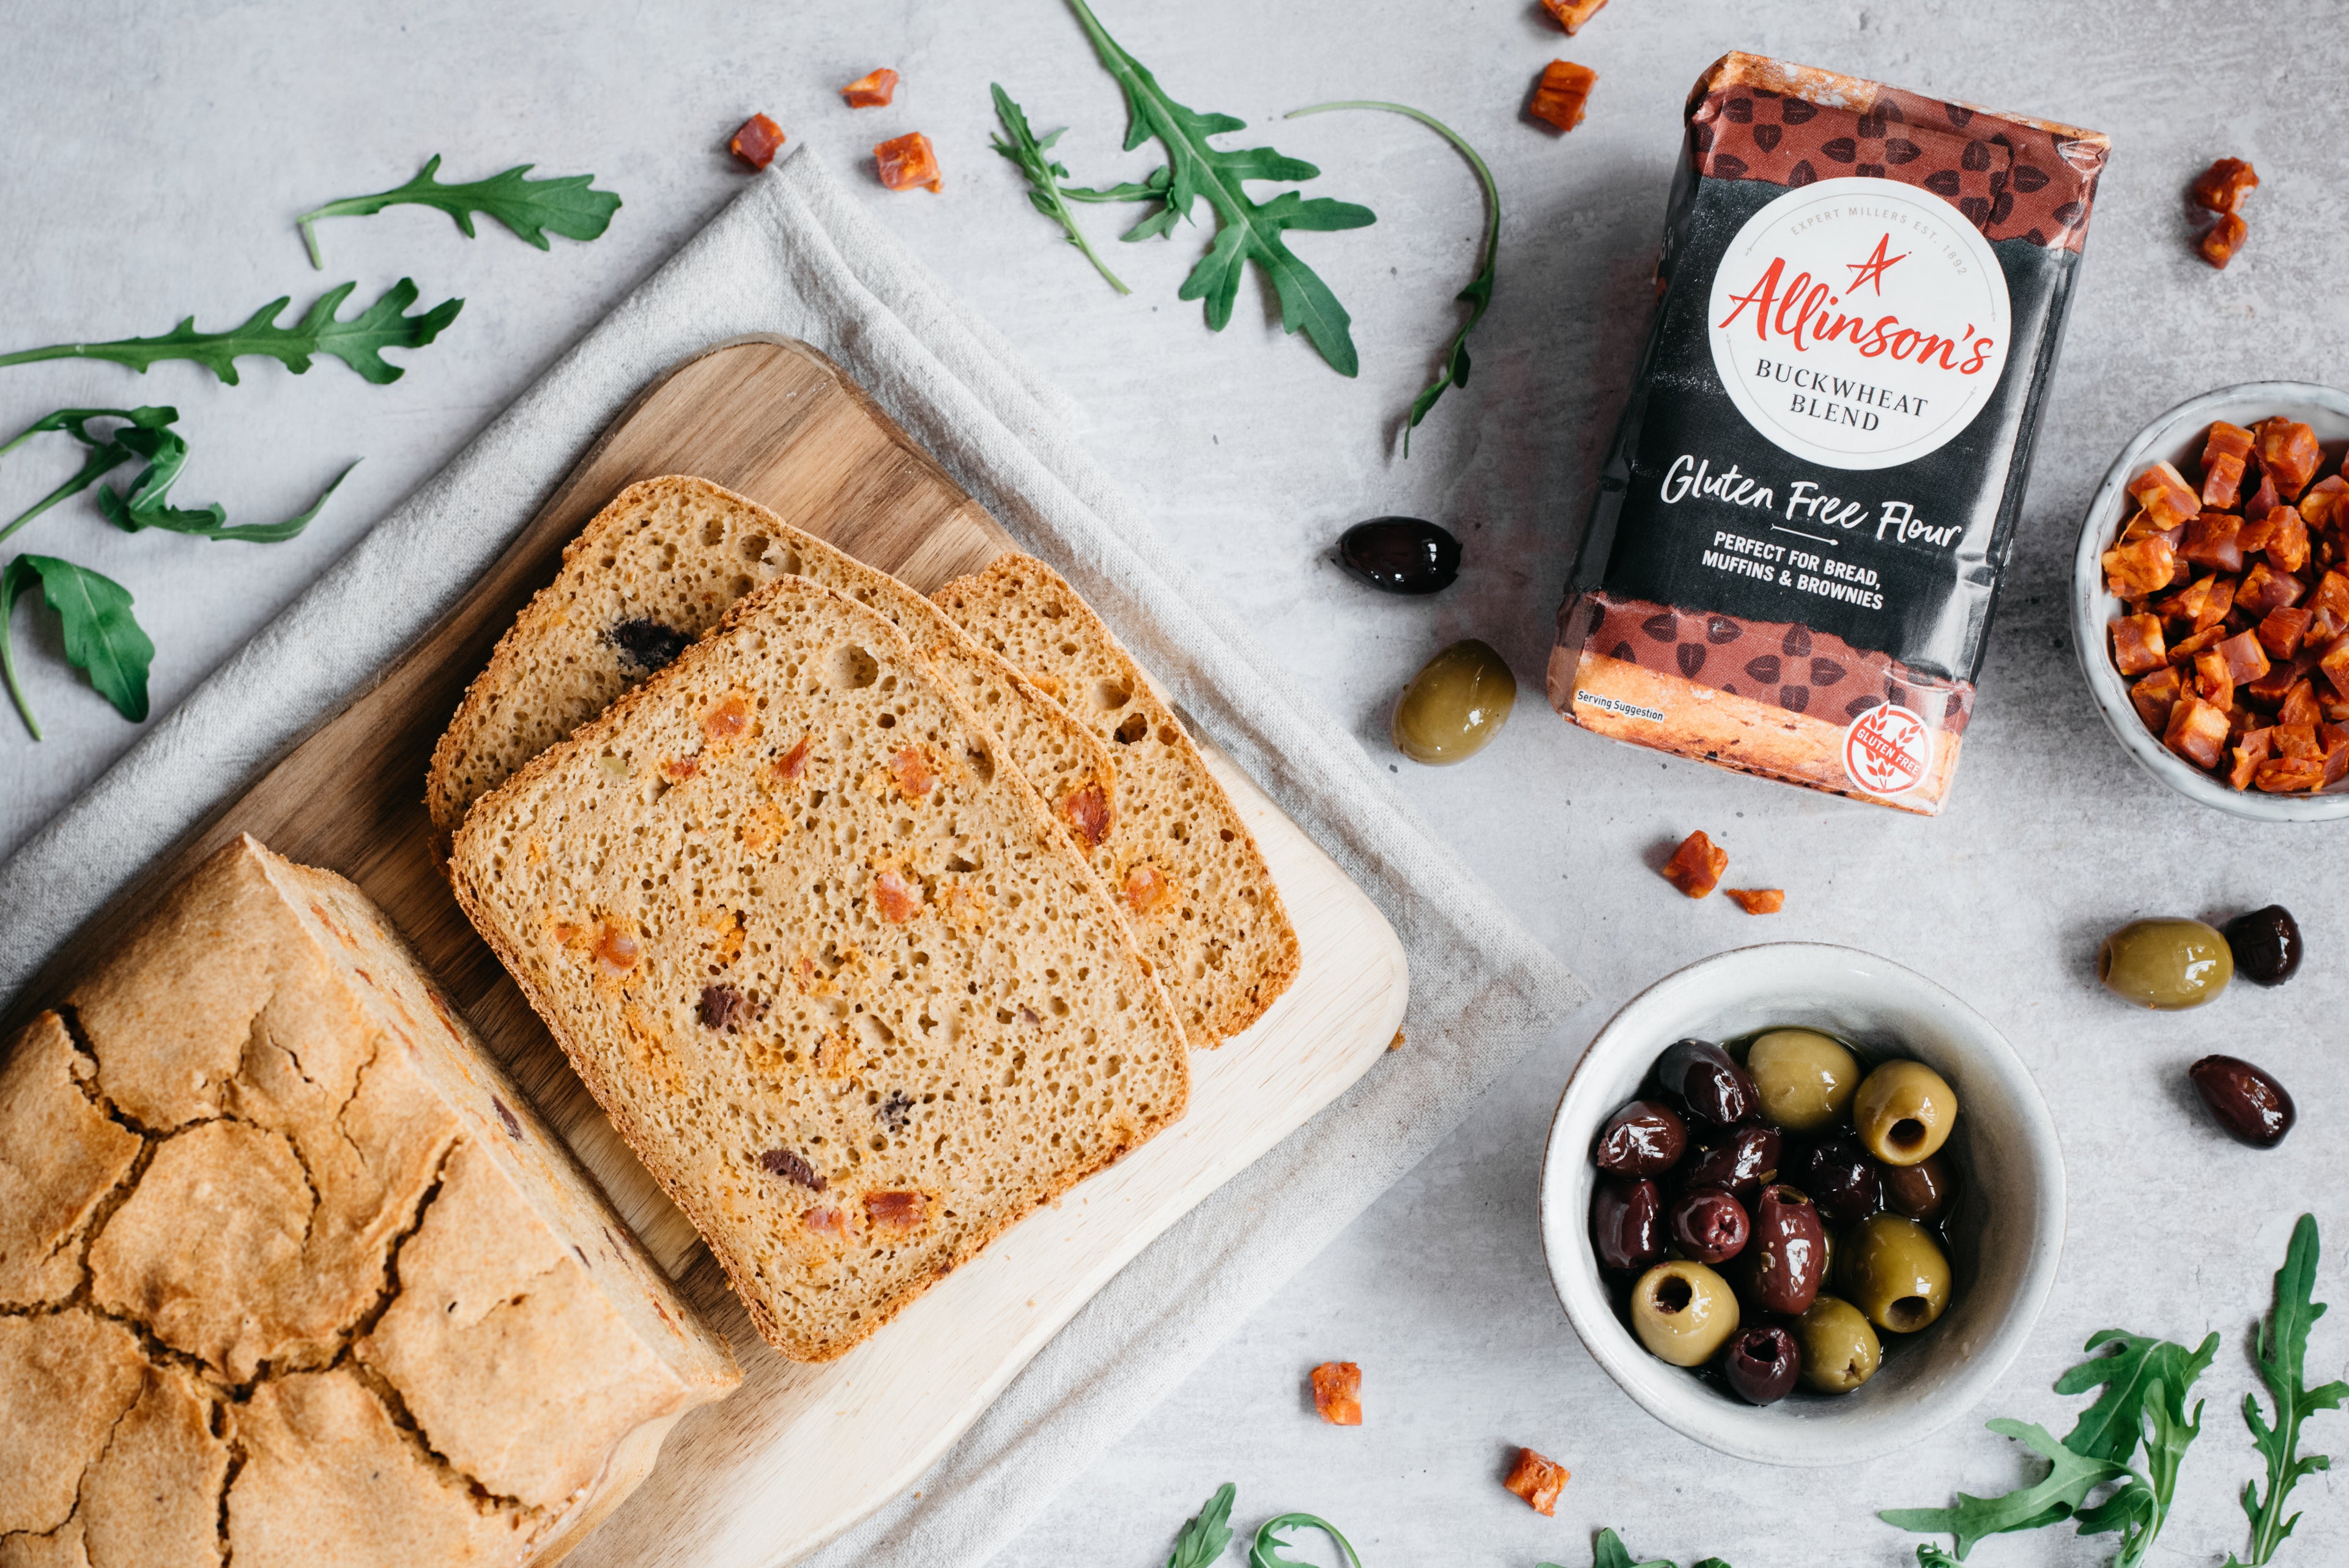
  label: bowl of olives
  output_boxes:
[1539,943,2065,1466]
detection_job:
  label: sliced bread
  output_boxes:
[933,555,1300,1047]
[447,576,1190,1362]
[426,475,1116,867]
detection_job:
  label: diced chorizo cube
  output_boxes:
[728,113,788,171]
[840,68,900,108]
[2238,561,2308,618]
[2229,727,2273,790]
[2263,506,2311,574]
[2258,419,2323,500]
[2247,650,2317,707]
[2201,212,2249,269]
[2216,629,2273,687]
[2246,470,2281,521]
[2192,157,2260,213]
[1661,829,1727,898]
[2131,665,2183,733]
[2325,730,2349,786]
[2256,756,2326,792]
[2167,624,2228,665]
[2275,721,2323,759]
[1504,1446,1572,1515]
[2280,680,2323,728]
[2193,649,2235,710]
[1542,0,1609,32]
[2120,508,2163,542]
[1530,60,1598,133]
[2131,461,2203,530]
[874,131,943,193]
[2300,476,2347,529]
[2202,451,2249,510]
[2164,695,2232,770]
[2197,574,2238,629]
[1310,1361,1362,1426]
[2154,576,2214,627]
[1724,888,1786,914]
[2312,571,2349,623]
[2322,635,2349,701]
[2111,613,2168,675]
[2181,513,2245,573]
[2259,606,2315,660]
[2104,537,2178,599]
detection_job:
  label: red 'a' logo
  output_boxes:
[1844,234,1908,295]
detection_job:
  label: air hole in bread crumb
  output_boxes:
[829,643,880,690]
[1114,714,1148,745]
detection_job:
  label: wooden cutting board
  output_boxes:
[5,336,1409,1567]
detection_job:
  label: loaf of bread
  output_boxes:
[0,836,740,1568]
[447,575,1190,1362]
[933,555,1300,1046]
[426,475,1117,865]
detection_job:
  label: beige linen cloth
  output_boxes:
[0,150,1586,1567]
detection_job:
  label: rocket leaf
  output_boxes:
[1879,1419,2130,1558]
[0,280,462,385]
[990,84,1130,295]
[1,554,154,736]
[295,154,621,268]
[1165,1483,1235,1568]
[1249,1512,1360,1568]
[2227,1215,2348,1566]
[0,407,180,545]
[1058,0,1375,375]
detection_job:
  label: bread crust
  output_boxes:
[448,576,1190,1363]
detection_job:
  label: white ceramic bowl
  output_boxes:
[2071,380,2349,821]
[1538,943,2065,1466]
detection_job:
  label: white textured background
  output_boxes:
[5,2,2347,1566]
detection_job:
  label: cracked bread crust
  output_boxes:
[932,555,1301,1047]
[0,837,741,1567]
[447,576,1191,1361]
[423,475,1120,873]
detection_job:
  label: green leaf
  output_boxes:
[2234,1215,2348,1564]
[1,553,154,735]
[1167,1483,1236,1568]
[1249,1512,1360,1568]
[0,407,180,546]
[990,84,1130,295]
[2056,1328,2220,1464]
[0,281,463,385]
[1584,1526,1675,1568]
[97,431,354,544]
[1879,1419,2130,1559]
[1285,101,1499,454]
[1061,0,1374,375]
[295,153,621,268]
[1915,1550,1963,1568]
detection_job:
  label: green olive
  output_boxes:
[1392,639,1516,765]
[1852,1059,1957,1167]
[1792,1295,1881,1394]
[1839,1213,1953,1334]
[1629,1260,1740,1367]
[1746,1029,1862,1133]
[2099,918,2233,1010]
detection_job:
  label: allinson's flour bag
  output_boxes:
[1550,53,2110,814]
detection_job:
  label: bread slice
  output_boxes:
[2,835,740,1567]
[932,555,1300,1046]
[447,576,1190,1362]
[426,475,1117,868]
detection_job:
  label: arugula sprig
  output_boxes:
[1058,0,1375,375]
[2228,1215,2348,1566]
[1,555,152,736]
[1,407,351,548]
[1540,1526,1726,1568]
[0,407,180,544]
[991,85,1130,296]
[0,279,462,385]
[1250,1512,1360,1568]
[1165,1483,1235,1568]
[296,154,621,268]
[1285,100,1498,454]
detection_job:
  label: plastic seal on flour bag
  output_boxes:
[1546,53,2110,815]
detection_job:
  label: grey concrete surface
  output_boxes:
[6,1,2348,1565]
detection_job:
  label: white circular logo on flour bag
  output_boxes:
[1842,701,1933,797]
[1706,177,2011,472]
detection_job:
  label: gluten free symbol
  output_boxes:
[1842,701,1931,796]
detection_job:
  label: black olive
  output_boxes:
[2225,906,2303,987]
[609,618,692,671]
[1592,1098,1688,1177]
[1721,1324,1802,1405]
[2189,1056,2296,1148]
[1654,1038,1759,1128]
[1791,1136,1882,1226]
[1337,517,1462,594]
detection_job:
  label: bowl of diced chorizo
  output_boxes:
[2073,382,2349,820]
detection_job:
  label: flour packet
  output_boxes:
[1549,53,2109,814]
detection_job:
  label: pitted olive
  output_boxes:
[1391,640,1515,765]
[2099,917,2232,1010]
[1745,1028,1862,1133]
[1852,1060,1956,1167]
[1628,1260,1741,1367]
[1839,1213,1953,1334]
[1792,1295,1880,1394]
[1880,1153,1958,1222]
